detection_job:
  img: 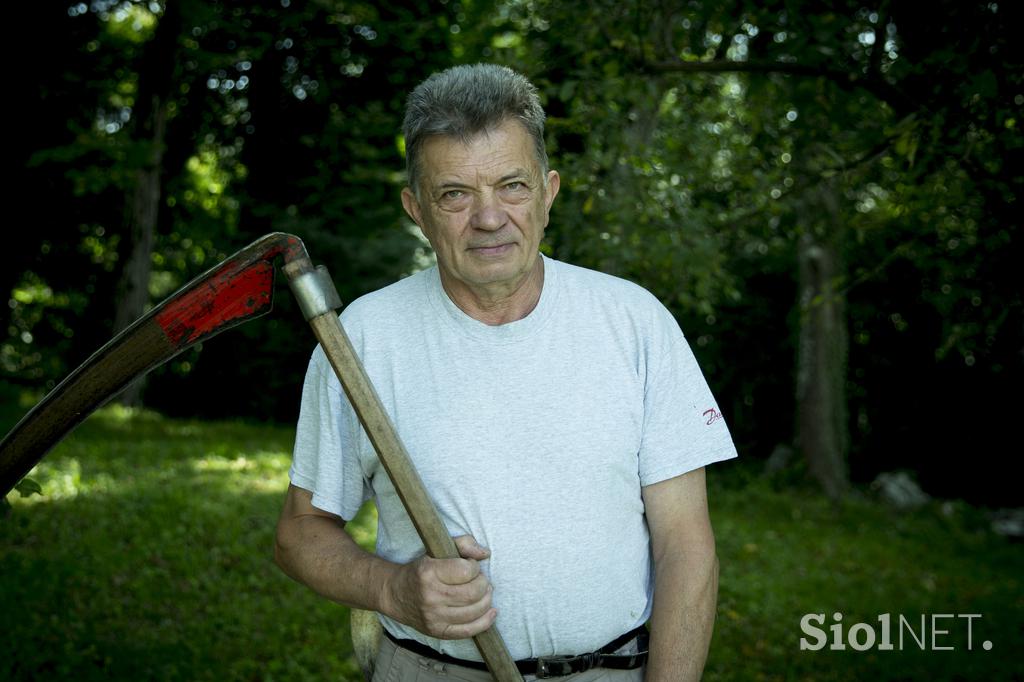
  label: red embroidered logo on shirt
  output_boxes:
[703,408,723,425]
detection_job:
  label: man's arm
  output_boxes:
[274,483,497,639]
[641,467,720,682]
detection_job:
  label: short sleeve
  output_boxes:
[638,308,739,486]
[288,347,371,520]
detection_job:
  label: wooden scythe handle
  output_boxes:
[283,260,523,682]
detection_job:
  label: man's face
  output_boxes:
[401,119,560,301]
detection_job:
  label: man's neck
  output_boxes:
[440,256,545,326]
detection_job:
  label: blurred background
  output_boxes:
[2,1,1021,680]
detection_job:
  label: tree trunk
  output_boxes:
[113,4,180,406]
[113,106,166,407]
[795,183,849,499]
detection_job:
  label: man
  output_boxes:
[274,63,737,680]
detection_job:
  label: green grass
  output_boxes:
[1,404,373,681]
[707,467,1023,681]
[2,402,1021,681]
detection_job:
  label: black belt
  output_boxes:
[384,626,649,678]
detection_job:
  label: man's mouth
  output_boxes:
[468,243,514,256]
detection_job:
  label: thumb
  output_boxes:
[453,534,491,561]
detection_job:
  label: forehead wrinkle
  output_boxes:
[421,123,541,191]
[436,167,532,188]
[430,160,534,191]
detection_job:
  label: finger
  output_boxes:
[453,535,491,560]
[440,584,493,623]
[419,580,493,638]
[431,571,491,605]
[434,556,482,586]
[436,606,499,641]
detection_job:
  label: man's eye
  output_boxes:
[442,190,464,200]
[504,182,525,191]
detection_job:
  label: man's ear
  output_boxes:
[541,170,561,227]
[401,187,424,229]
[544,170,561,213]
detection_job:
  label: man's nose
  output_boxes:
[470,191,507,231]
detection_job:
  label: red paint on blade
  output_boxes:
[155,261,274,347]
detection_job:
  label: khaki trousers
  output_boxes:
[372,636,645,682]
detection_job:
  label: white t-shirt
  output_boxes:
[289,254,738,661]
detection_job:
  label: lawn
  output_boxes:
[2,401,1021,681]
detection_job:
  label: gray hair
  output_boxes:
[402,63,548,193]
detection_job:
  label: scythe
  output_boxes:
[0,232,522,682]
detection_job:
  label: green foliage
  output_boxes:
[3,411,1020,680]
[5,1,1020,501]
[448,0,1022,501]
[6,0,467,420]
[12,477,42,498]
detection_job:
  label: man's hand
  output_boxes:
[275,486,497,640]
[381,535,498,639]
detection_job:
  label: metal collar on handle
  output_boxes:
[288,265,343,320]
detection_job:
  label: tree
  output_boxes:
[113,0,182,406]
[468,0,1021,501]
[5,1,468,422]
[7,1,1019,505]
